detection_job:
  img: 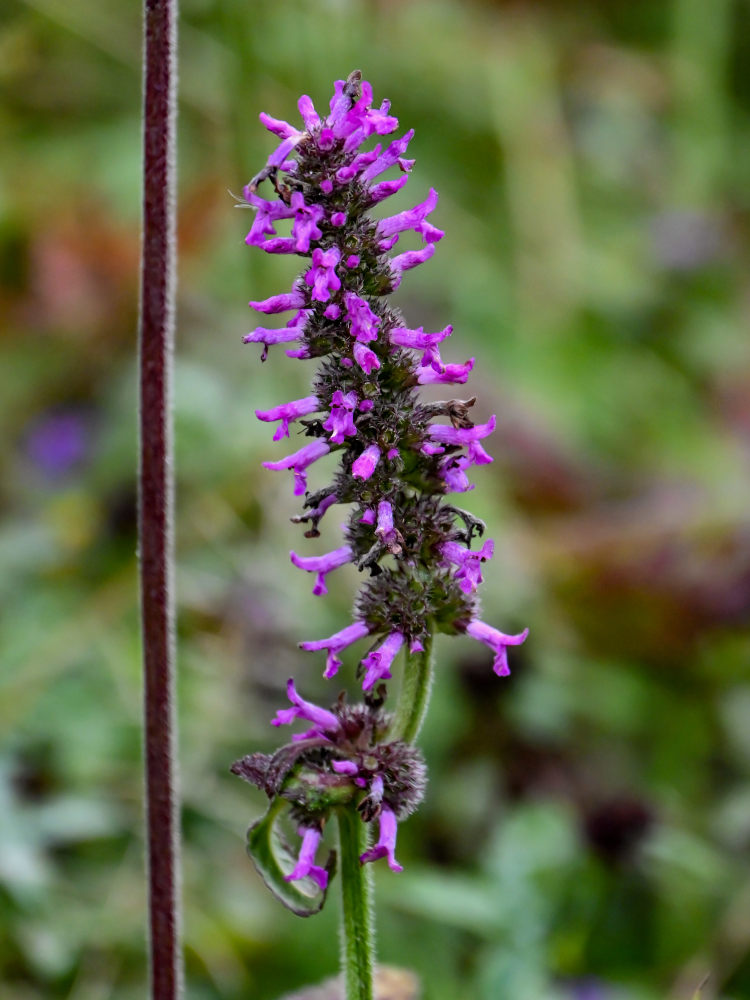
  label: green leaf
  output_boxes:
[246,797,335,917]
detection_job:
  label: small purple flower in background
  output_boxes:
[25,410,91,479]
[233,71,528,914]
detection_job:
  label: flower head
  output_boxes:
[234,74,529,905]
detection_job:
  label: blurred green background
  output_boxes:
[2,0,750,997]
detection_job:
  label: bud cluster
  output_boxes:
[232,72,528,897]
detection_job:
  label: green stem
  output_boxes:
[389,631,435,744]
[337,806,375,1000]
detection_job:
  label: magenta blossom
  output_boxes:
[262,439,330,496]
[289,545,352,595]
[286,826,329,891]
[465,620,529,677]
[360,805,403,873]
[352,444,381,480]
[300,621,371,678]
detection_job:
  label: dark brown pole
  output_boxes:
[139,0,180,997]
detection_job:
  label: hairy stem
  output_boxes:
[139,0,180,997]
[338,806,376,1000]
[389,632,435,744]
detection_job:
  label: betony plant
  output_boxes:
[231,71,528,1000]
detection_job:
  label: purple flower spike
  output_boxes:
[417,358,475,385]
[286,826,329,890]
[352,444,381,480]
[289,545,352,596]
[345,292,380,343]
[305,247,341,302]
[428,415,496,447]
[441,539,495,594]
[353,342,380,374]
[250,289,306,315]
[360,805,403,873]
[300,621,371,679]
[263,439,331,496]
[272,678,340,733]
[237,80,525,895]
[323,390,358,444]
[255,395,319,441]
[377,188,444,246]
[361,631,405,690]
[465,620,529,677]
[290,192,324,252]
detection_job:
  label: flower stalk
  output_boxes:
[338,806,376,1000]
[138,0,180,997]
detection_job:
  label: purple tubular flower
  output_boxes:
[428,415,496,446]
[465,620,529,677]
[243,190,296,246]
[300,621,371,679]
[286,826,329,890]
[360,508,376,525]
[390,324,452,370]
[360,805,403,872]
[440,457,474,494]
[361,130,415,183]
[267,135,302,169]
[255,395,319,441]
[305,247,341,301]
[332,759,359,776]
[260,237,299,255]
[289,545,353,596]
[390,245,437,287]
[344,292,380,343]
[377,188,444,246]
[352,341,380,374]
[290,192,324,252]
[298,95,320,131]
[323,390,358,443]
[336,148,380,183]
[361,631,404,690]
[441,539,494,594]
[417,358,475,385]
[375,500,394,537]
[259,112,302,141]
[243,315,308,361]
[300,491,337,528]
[352,444,381,480]
[367,175,410,205]
[250,289,306,314]
[272,678,340,733]
[263,439,331,496]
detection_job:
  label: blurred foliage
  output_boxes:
[2,0,750,997]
